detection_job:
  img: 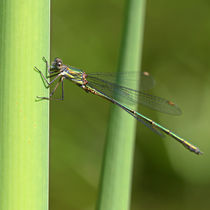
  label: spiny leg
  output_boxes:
[61,77,64,100]
[50,76,65,100]
[42,57,56,74]
[35,66,61,87]
[42,56,50,75]
[37,77,65,100]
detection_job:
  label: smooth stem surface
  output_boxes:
[0,1,50,210]
[96,0,146,210]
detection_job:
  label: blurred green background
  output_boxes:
[50,0,210,209]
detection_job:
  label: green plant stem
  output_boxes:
[0,1,50,210]
[96,0,146,210]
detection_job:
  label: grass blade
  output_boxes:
[96,0,146,210]
[0,1,50,209]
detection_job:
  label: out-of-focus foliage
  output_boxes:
[50,0,210,209]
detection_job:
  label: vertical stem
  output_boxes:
[96,0,146,210]
[0,1,50,210]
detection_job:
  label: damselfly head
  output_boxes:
[51,57,63,70]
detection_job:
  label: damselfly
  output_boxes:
[35,57,202,155]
